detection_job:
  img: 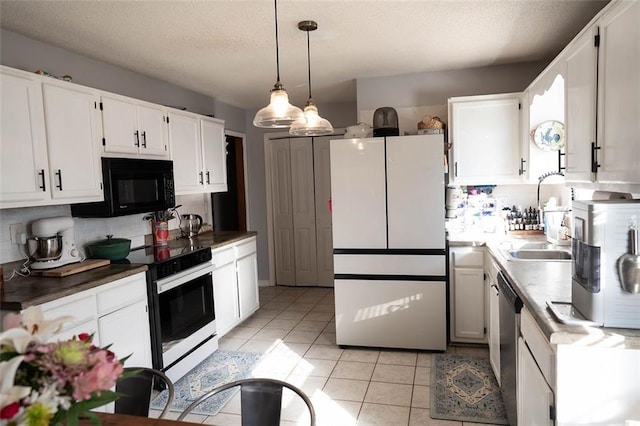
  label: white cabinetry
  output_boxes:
[169,110,227,195]
[33,272,152,368]
[486,255,501,383]
[565,1,640,190]
[449,247,486,343]
[518,307,555,425]
[0,67,50,207]
[101,93,169,159]
[448,93,522,185]
[212,236,259,338]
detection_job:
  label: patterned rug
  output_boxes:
[430,353,509,425]
[151,350,263,416]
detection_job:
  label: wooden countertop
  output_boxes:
[81,413,198,425]
[0,231,257,311]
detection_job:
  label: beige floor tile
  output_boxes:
[251,309,281,319]
[237,316,271,329]
[304,344,344,361]
[202,412,241,425]
[217,337,247,351]
[412,385,430,408]
[285,374,328,396]
[283,330,321,344]
[314,332,336,345]
[251,327,289,341]
[357,403,411,426]
[312,397,361,426]
[294,320,329,332]
[423,416,463,425]
[296,294,324,304]
[237,338,278,353]
[331,360,375,381]
[311,304,335,313]
[290,358,337,377]
[409,407,429,426]
[303,311,334,321]
[260,300,291,311]
[263,318,299,331]
[280,390,315,423]
[417,352,433,367]
[276,310,308,321]
[340,348,380,363]
[322,378,369,402]
[271,341,311,359]
[371,364,415,384]
[323,321,336,333]
[414,366,431,386]
[287,303,316,313]
[378,350,418,366]
[224,326,259,340]
[251,353,297,378]
[364,382,413,406]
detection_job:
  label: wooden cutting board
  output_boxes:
[31,259,110,277]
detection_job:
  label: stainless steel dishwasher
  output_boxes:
[497,271,523,426]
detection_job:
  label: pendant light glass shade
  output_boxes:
[289,20,333,136]
[253,0,303,128]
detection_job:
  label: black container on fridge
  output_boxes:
[373,107,399,137]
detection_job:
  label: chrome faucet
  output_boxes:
[537,170,565,230]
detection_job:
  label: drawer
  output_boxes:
[521,307,556,390]
[212,246,235,267]
[334,254,445,275]
[96,274,147,315]
[39,293,97,331]
[235,237,256,258]
[453,249,484,267]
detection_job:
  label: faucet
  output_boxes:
[537,170,565,230]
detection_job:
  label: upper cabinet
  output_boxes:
[169,110,227,195]
[448,93,523,185]
[564,1,640,191]
[101,93,169,159]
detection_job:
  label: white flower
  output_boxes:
[0,356,31,411]
[0,306,72,353]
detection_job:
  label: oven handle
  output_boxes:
[156,263,214,294]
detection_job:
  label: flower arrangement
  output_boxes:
[0,306,126,426]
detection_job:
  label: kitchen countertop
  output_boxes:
[0,230,257,312]
[450,232,640,349]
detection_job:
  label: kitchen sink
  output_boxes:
[504,249,572,261]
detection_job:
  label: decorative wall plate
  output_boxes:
[532,120,565,151]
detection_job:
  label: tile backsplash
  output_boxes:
[0,194,211,264]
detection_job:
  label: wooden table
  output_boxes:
[81,413,198,425]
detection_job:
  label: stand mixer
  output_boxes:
[27,217,82,269]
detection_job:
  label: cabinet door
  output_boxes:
[98,300,152,368]
[450,96,521,184]
[212,258,240,338]
[42,83,103,201]
[597,1,640,184]
[453,267,486,341]
[137,104,168,158]
[565,25,598,184]
[517,337,554,425]
[488,276,501,384]
[313,136,334,287]
[201,118,227,192]
[0,70,50,206]
[387,135,444,249]
[101,95,139,155]
[169,111,203,194]
[330,138,386,249]
[237,250,259,318]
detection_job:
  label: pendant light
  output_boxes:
[253,0,303,128]
[289,20,334,136]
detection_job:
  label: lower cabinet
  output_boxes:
[486,256,501,384]
[35,272,152,369]
[212,236,259,338]
[449,247,486,343]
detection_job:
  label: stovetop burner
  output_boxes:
[126,240,208,265]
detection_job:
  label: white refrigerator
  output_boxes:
[331,134,447,350]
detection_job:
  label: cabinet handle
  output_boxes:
[55,169,63,190]
[134,130,140,147]
[519,158,527,176]
[206,171,211,184]
[591,142,601,173]
[199,171,204,185]
[141,131,147,148]
[454,161,458,177]
[557,150,566,173]
[38,169,46,191]
[490,283,499,295]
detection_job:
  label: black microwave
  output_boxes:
[71,157,175,218]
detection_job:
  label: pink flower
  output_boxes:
[71,351,123,401]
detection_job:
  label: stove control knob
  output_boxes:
[70,248,80,258]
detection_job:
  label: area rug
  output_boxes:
[430,353,509,425]
[151,350,263,416]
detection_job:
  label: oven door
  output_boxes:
[156,263,216,367]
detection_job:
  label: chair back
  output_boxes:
[115,367,174,419]
[177,378,315,426]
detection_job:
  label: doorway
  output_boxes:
[211,134,247,231]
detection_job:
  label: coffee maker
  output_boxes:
[571,199,640,328]
[27,217,82,270]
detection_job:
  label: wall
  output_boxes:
[0,29,241,264]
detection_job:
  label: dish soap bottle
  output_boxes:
[618,223,640,294]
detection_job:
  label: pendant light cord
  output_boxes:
[306,29,312,100]
[274,0,281,84]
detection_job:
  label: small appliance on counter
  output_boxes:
[372,107,399,137]
[571,199,640,328]
[179,214,203,239]
[27,217,82,269]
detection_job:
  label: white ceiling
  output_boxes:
[0,0,608,110]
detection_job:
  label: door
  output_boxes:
[517,337,554,425]
[136,104,168,158]
[101,95,139,155]
[201,118,227,192]
[488,276,501,384]
[313,136,334,287]
[0,70,50,206]
[453,267,485,340]
[98,301,152,368]
[42,83,103,201]
[386,135,445,249]
[330,138,386,249]
[169,111,202,194]
[212,251,240,338]
[237,250,259,317]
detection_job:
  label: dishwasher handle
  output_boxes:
[497,271,523,313]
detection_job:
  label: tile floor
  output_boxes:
[157,285,503,425]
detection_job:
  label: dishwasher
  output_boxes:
[497,271,523,426]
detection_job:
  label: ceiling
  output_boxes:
[0,0,609,110]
